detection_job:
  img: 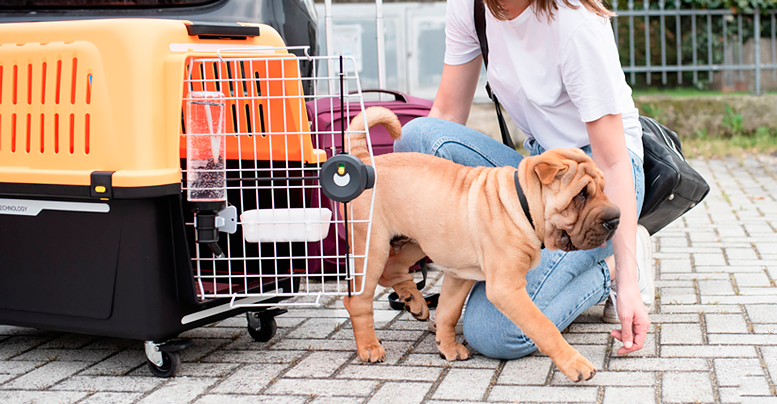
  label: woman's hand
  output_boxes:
[610,279,650,355]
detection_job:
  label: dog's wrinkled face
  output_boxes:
[527,148,621,252]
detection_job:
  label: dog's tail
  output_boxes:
[345,106,402,162]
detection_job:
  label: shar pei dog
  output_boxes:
[338,107,621,382]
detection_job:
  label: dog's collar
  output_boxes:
[513,171,534,230]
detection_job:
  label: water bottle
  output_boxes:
[186,91,227,202]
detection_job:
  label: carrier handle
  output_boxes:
[351,88,409,103]
[185,23,260,40]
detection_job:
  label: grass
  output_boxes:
[632,88,749,97]
[682,130,777,159]
[632,88,777,97]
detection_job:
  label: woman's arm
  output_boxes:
[586,114,650,355]
[428,56,483,124]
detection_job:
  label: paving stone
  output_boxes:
[78,392,144,404]
[194,394,308,404]
[264,378,379,397]
[602,386,656,404]
[209,364,287,395]
[0,390,88,404]
[51,375,165,392]
[201,350,305,364]
[747,305,777,323]
[337,364,441,382]
[709,334,777,345]
[78,350,151,376]
[706,313,750,333]
[38,334,101,350]
[718,387,741,403]
[714,358,766,387]
[136,377,219,404]
[11,349,115,364]
[488,385,599,402]
[401,353,500,369]
[698,279,737,295]
[739,375,773,397]
[662,372,715,403]
[433,368,494,401]
[285,318,349,339]
[0,337,53,361]
[608,358,709,372]
[309,397,365,404]
[661,323,704,344]
[284,351,353,378]
[0,361,89,390]
[661,345,757,358]
[0,361,39,375]
[367,382,431,404]
[553,370,656,386]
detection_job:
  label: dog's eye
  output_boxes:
[578,189,587,198]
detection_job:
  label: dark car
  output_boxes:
[0,0,319,92]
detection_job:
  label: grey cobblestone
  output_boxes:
[3,155,777,402]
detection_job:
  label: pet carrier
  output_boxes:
[0,18,375,377]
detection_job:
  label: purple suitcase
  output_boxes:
[306,89,434,157]
[306,89,433,274]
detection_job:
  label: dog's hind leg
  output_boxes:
[343,226,391,363]
[435,275,476,361]
[381,240,429,321]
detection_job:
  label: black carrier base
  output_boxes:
[0,192,295,342]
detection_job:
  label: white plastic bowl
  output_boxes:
[240,208,332,243]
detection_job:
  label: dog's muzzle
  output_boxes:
[602,217,619,234]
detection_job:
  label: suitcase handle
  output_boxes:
[352,88,409,103]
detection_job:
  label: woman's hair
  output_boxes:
[484,0,614,21]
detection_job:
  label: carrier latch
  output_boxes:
[90,171,115,200]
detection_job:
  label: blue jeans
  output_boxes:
[396,117,645,359]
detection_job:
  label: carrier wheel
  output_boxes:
[146,351,181,378]
[246,312,278,342]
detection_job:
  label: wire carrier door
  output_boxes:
[182,52,376,308]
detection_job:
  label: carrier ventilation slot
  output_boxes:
[184,59,271,139]
[1,56,92,155]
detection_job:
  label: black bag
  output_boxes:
[473,0,710,235]
[637,116,710,234]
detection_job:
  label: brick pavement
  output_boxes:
[2,155,777,403]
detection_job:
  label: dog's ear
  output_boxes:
[534,162,564,185]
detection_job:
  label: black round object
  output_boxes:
[246,312,278,342]
[319,154,375,203]
[146,351,181,378]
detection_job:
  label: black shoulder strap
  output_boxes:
[473,0,515,150]
[475,0,489,69]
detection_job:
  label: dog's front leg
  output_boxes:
[343,229,390,363]
[435,274,476,361]
[483,273,596,382]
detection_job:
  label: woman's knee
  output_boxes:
[394,117,441,155]
[462,282,538,360]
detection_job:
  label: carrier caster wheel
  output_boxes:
[146,351,181,378]
[246,311,278,342]
[144,340,191,378]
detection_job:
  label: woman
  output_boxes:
[395,0,653,357]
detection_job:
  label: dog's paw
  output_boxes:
[436,340,470,361]
[557,352,596,382]
[357,342,386,363]
[393,282,430,321]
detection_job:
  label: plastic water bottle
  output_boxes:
[186,91,227,202]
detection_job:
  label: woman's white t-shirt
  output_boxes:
[445,0,643,160]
